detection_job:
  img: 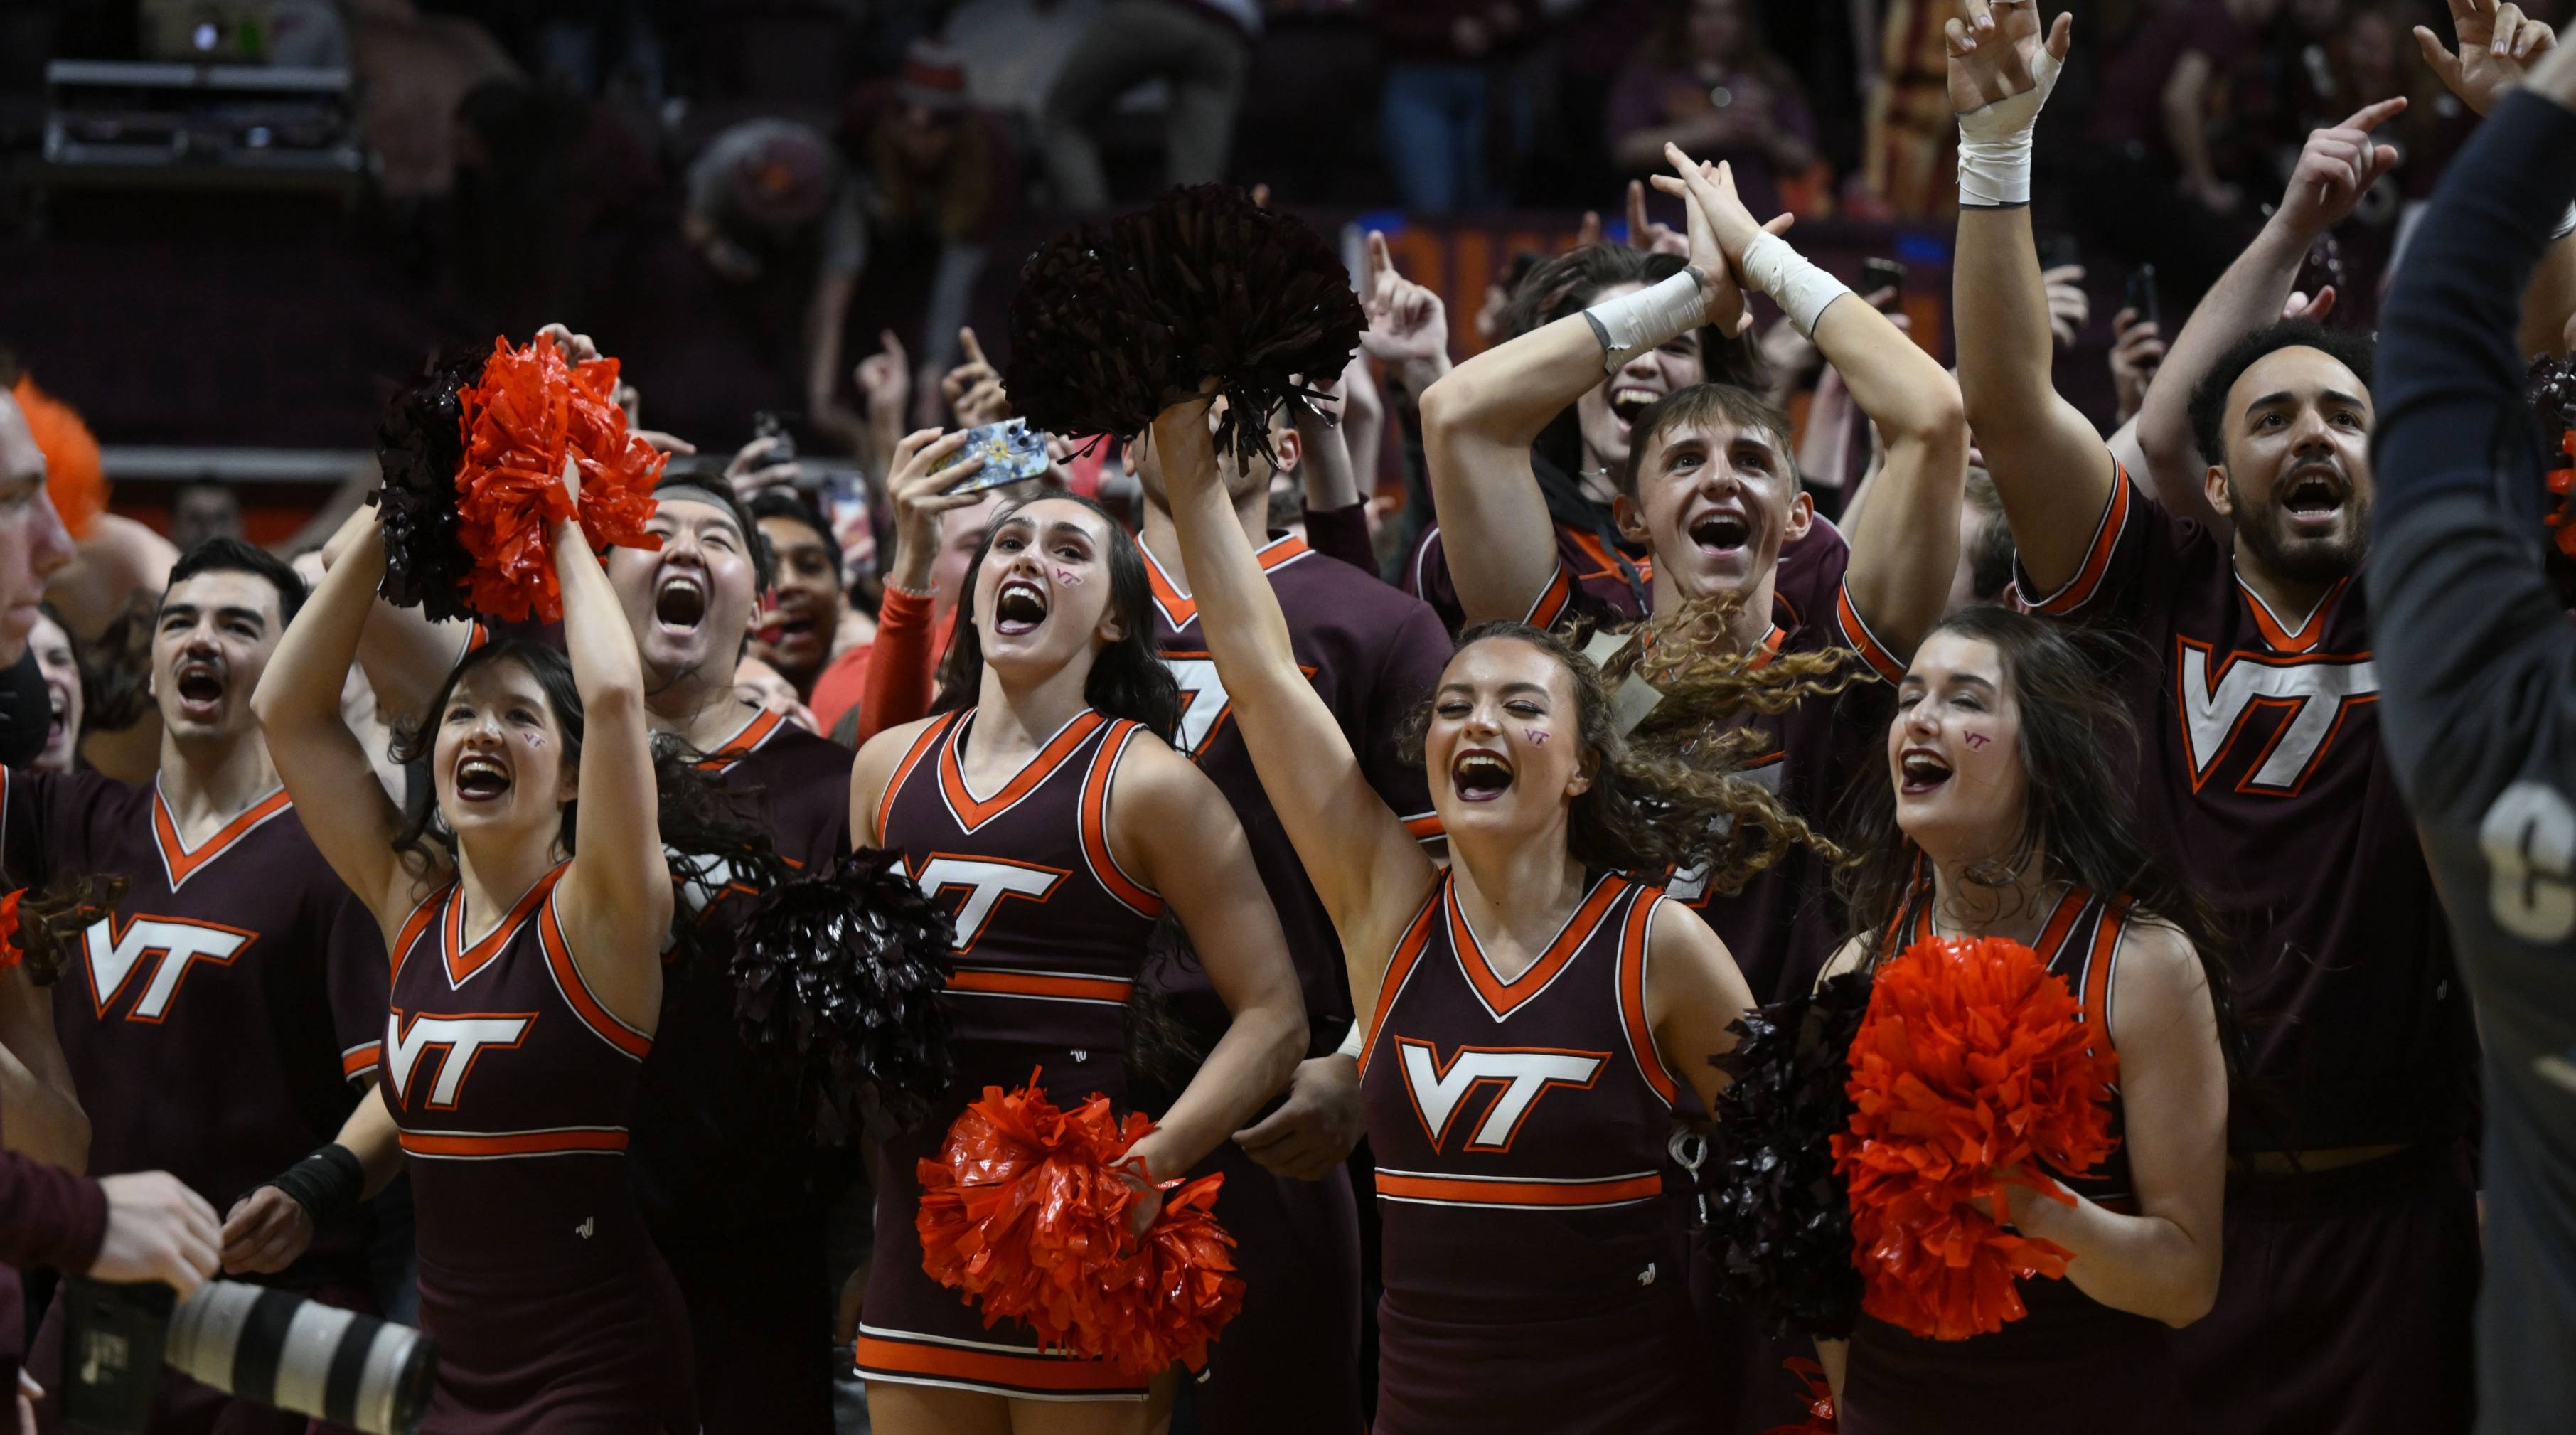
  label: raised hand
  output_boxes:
[853,329,911,423]
[2417,0,2558,115]
[883,427,986,592]
[1625,179,1690,257]
[1359,231,1453,385]
[725,434,801,500]
[1945,1,2070,114]
[2107,307,2165,424]
[2275,98,2406,241]
[2042,263,2088,348]
[1650,147,1793,336]
[940,328,1011,427]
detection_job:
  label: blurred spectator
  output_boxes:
[2076,0,2287,300]
[1041,0,1258,211]
[449,79,663,339]
[683,119,867,460]
[27,605,83,775]
[168,481,244,553]
[1605,0,1819,217]
[1378,2,1533,213]
[346,0,520,201]
[831,43,1018,445]
[748,490,853,702]
[1861,0,1962,220]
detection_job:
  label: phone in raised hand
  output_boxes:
[937,419,1053,495]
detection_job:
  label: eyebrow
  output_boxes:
[156,603,269,629]
[1436,681,1552,698]
[2244,388,2370,417]
[1902,671,1997,691]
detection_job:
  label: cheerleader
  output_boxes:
[1818,604,2230,1434]
[847,491,1306,1434]
[251,466,700,1433]
[1143,393,1844,1434]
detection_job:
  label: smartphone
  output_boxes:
[2038,232,2083,272]
[752,409,798,462]
[2125,265,2161,333]
[1862,257,1907,302]
[938,418,1053,495]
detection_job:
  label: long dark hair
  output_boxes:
[389,639,783,957]
[1400,609,1859,891]
[1835,607,2248,1077]
[931,492,1183,740]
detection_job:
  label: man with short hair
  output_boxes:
[347,457,855,1434]
[747,490,848,700]
[6,538,390,1434]
[1944,6,2498,1429]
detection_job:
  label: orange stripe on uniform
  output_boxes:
[946,969,1134,1003]
[341,1043,381,1077]
[2080,902,2127,1056]
[538,899,653,1060]
[1613,890,1679,1106]
[1835,583,1907,683]
[853,1335,1143,1394]
[877,712,958,844]
[400,1128,627,1158]
[1357,880,1446,1078]
[389,887,446,983]
[2023,462,2131,616]
[1522,565,1575,629]
[1374,1170,1664,1207]
[1079,722,1163,918]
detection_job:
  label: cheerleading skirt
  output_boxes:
[1838,1271,2183,1435]
[1372,1283,1710,1435]
[413,1225,696,1435]
[853,1041,1151,1404]
[2170,1141,2477,1435]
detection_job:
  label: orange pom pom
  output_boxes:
[916,1072,1244,1377]
[12,379,105,543]
[452,336,665,622]
[1756,1357,1838,1434]
[1832,934,2120,1340]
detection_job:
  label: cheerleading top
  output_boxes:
[382,865,658,1271]
[1357,870,1688,1309]
[1878,879,2137,1209]
[875,705,1167,1053]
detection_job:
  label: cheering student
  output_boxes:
[3,538,391,1435]
[2370,26,2576,1434]
[330,327,858,1434]
[1936,4,2574,1429]
[1816,605,2229,1433]
[846,492,1305,1430]
[253,478,696,1432]
[1145,373,1851,1432]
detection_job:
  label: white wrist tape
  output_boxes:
[1955,46,2065,208]
[1335,1021,1365,1060]
[1582,266,1708,372]
[1739,232,1852,338]
[2554,202,2576,242]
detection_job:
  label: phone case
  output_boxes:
[938,419,1053,494]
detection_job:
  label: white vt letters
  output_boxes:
[1399,1040,1606,1151]
[385,1011,535,1109]
[2176,643,2378,791]
[1162,658,1230,757]
[83,918,252,1020]
[912,858,1065,946]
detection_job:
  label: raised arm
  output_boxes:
[1662,153,1969,658]
[250,509,415,922]
[1148,397,1438,981]
[321,505,474,732]
[1418,224,1763,624]
[1947,3,2115,597]
[2132,101,2405,526]
[1106,743,1307,1185]
[2007,924,2225,1325]
[551,468,672,1031]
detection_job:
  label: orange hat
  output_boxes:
[11,378,104,543]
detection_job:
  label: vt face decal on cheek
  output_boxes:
[1053,567,1084,587]
[1962,731,1991,749]
[1524,730,1550,747]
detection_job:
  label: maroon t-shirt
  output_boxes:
[1145,532,1453,1033]
[0,769,388,1281]
[2013,466,2474,1150]
[630,708,855,1235]
[1406,519,1653,634]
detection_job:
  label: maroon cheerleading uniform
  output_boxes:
[1837,880,2185,1435]
[2015,466,2475,1435]
[856,707,1167,1401]
[0,770,388,1435]
[1141,533,1450,1434]
[383,865,694,1434]
[1356,870,1708,1435]
[628,708,854,1435]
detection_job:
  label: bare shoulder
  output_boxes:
[2109,914,2216,1044]
[1816,934,1869,986]
[1645,893,1751,1007]
[849,715,946,844]
[1105,727,1221,826]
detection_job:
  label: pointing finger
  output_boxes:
[958,327,988,369]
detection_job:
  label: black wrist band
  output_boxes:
[266,1143,365,1226]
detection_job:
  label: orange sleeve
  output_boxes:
[854,586,944,746]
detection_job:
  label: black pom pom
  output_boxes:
[1704,969,1874,1339]
[1006,185,1365,466]
[728,848,956,1141]
[375,349,487,623]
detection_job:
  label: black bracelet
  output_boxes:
[265,1143,365,1227]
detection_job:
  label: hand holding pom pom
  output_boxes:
[1832,934,2120,1341]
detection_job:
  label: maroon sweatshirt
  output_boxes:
[0,1109,110,1393]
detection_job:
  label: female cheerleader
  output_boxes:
[847,491,1306,1435]
[1144,389,1842,1434]
[1819,604,2230,1434]
[252,464,699,1433]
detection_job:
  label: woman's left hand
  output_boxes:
[1118,1161,1167,1239]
